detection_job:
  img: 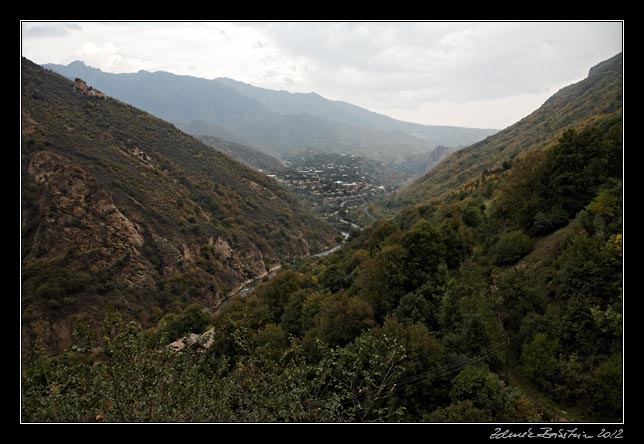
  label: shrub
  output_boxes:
[490,230,534,265]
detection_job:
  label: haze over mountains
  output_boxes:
[44,61,497,166]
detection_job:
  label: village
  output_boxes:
[267,151,399,219]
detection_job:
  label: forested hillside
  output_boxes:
[21,58,336,353]
[23,55,622,423]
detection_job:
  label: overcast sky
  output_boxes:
[21,21,622,129]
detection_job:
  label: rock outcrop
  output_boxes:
[73,77,106,99]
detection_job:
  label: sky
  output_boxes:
[21,21,622,129]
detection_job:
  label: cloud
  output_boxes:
[23,22,82,39]
[20,21,622,128]
[257,22,622,103]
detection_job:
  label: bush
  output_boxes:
[313,292,375,348]
[450,365,507,414]
[159,303,211,342]
[521,333,560,390]
[490,230,534,265]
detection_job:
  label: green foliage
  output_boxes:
[255,270,308,322]
[312,292,375,348]
[401,219,446,288]
[439,261,495,358]
[553,232,620,304]
[490,230,534,265]
[539,125,621,220]
[450,365,507,413]
[395,291,433,326]
[374,318,447,418]
[316,329,408,421]
[521,333,560,390]
[591,353,622,420]
[492,150,548,231]
[157,303,211,343]
[355,244,408,319]
[425,400,491,422]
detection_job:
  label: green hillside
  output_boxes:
[22,54,622,424]
[21,58,336,353]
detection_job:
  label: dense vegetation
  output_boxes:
[23,116,622,422]
[21,58,336,353]
[22,54,622,423]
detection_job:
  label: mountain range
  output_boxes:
[43,61,497,166]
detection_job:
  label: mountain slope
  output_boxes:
[43,62,495,165]
[23,55,622,423]
[44,61,271,129]
[21,58,336,352]
[398,53,623,203]
[197,135,289,174]
[216,77,498,146]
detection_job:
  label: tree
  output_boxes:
[490,230,534,266]
[521,333,560,390]
[355,244,408,319]
[401,219,446,290]
[313,292,375,348]
[255,270,308,322]
[158,303,211,343]
[425,400,491,422]
[540,126,621,219]
[449,365,509,417]
[492,150,547,231]
[316,328,407,422]
[375,318,447,418]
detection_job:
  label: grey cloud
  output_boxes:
[25,25,70,38]
[258,22,622,102]
[21,21,622,128]
[23,22,82,39]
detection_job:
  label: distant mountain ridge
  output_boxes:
[216,77,497,146]
[43,61,497,166]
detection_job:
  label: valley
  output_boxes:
[21,23,622,426]
[274,151,405,230]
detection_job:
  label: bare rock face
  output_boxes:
[212,236,233,259]
[231,240,268,280]
[27,150,153,288]
[73,78,106,99]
